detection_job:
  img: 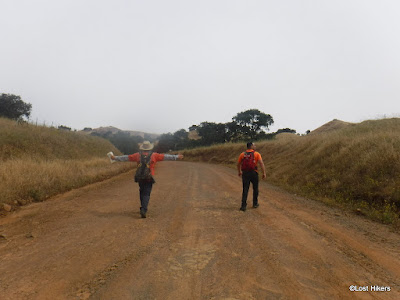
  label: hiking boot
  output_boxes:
[239,206,246,212]
[140,209,147,218]
[253,204,259,208]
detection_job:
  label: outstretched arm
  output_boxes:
[107,152,138,162]
[163,154,184,161]
[111,155,130,162]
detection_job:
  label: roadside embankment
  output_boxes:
[181,118,400,225]
[0,118,133,213]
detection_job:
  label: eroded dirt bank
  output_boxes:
[0,161,399,299]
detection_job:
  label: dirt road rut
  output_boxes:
[1,161,399,299]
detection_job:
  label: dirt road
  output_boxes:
[1,161,400,299]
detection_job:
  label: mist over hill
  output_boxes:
[81,126,160,141]
[79,126,160,154]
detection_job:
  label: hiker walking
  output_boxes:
[108,141,183,218]
[237,142,266,211]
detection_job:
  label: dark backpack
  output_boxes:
[134,151,154,182]
[241,151,257,172]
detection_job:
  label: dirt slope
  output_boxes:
[0,162,399,299]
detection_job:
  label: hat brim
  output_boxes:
[139,144,154,151]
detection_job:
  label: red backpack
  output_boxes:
[241,151,257,172]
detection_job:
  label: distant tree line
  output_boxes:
[90,131,142,154]
[156,109,295,152]
[90,131,159,155]
[1,94,302,153]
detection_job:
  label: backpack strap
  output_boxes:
[139,150,152,165]
[146,151,153,164]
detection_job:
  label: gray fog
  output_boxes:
[1,0,399,134]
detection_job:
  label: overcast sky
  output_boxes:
[1,0,399,134]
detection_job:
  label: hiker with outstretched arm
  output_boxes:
[237,142,266,211]
[108,141,183,218]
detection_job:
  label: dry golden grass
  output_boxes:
[181,118,400,224]
[0,117,133,211]
[275,132,300,140]
[0,118,116,161]
[310,119,353,135]
[0,158,132,206]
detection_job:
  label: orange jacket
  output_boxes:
[127,152,170,176]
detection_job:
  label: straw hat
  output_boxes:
[139,141,154,151]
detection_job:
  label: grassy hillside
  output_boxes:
[181,118,400,224]
[0,118,134,212]
[310,119,353,135]
[0,118,117,161]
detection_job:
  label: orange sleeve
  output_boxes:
[128,153,140,162]
[255,152,262,163]
[237,153,244,164]
[153,153,165,162]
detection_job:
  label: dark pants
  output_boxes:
[241,171,259,208]
[138,181,153,213]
